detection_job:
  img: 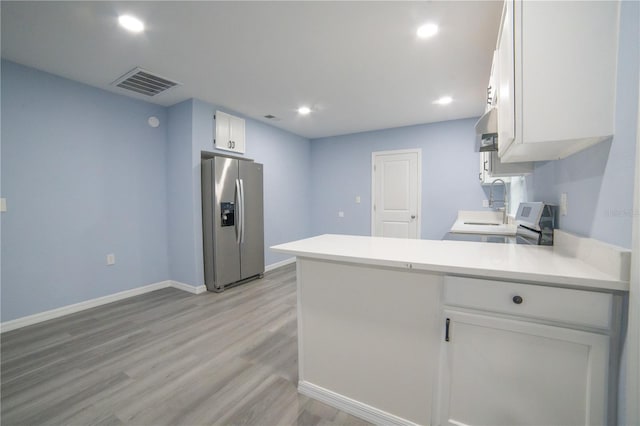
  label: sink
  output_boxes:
[463,222,501,226]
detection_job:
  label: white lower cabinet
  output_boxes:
[438,310,608,426]
[437,276,616,426]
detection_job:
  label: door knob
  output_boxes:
[411,215,416,219]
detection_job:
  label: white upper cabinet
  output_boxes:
[215,111,246,154]
[486,50,498,113]
[479,150,533,184]
[479,48,533,182]
[496,0,619,163]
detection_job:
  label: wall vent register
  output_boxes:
[111,67,181,96]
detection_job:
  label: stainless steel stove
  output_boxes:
[443,202,558,245]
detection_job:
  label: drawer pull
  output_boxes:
[513,295,523,304]
[445,318,450,342]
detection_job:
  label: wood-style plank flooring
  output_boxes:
[1,264,372,426]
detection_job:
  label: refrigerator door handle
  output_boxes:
[235,178,242,244]
[239,178,246,244]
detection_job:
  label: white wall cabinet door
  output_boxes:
[438,310,609,426]
[496,0,515,158]
[496,0,618,163]
[371,149,420,239]
[479,151,533,185]
[215,111,246,154]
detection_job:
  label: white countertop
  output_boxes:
[448,210,516,235]
[449,221,516,235]
[271,234,629,292]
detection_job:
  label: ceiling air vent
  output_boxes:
[264,114,280,121]
[111,67,180,96]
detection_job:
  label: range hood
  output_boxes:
[475,108,498,152]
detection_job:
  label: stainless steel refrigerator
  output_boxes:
[201,156,264,292]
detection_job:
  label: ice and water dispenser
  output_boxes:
[220,202,235,227]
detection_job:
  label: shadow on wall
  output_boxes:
[531,139,613,239]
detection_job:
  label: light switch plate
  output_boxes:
[107,254,116,265]
[0,198,6,212]
[560,193,568,216]
[355,196,361,204]
[338,211,344,218]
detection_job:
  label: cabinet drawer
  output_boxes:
[444,276,612,329]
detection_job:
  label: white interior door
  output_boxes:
[372,149,421,238]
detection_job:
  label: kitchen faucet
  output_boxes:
[489,178,509,224]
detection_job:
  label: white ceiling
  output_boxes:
[1,1,502,139]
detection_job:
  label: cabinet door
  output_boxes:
[486,50,498,113]
[496,0,515,157]
[229,115,246,154]
[480,152,520,185]
[479,152,489,183]
[489,151,532,177]
[438,310,609,426]
[215,111,245,153]
[215,111,230,151]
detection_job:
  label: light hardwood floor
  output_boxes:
[1,264,372,426]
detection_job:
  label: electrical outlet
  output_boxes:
[560,193,568,216]
[338,211,345,218]
[482,199,489,208]
[107,254,116,266]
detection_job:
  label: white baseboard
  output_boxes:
[1,264,296,333]
[170,280,207,294]
[0,279,208,333]
[0,280,172,333]
[265,257,296,272]
[298,381,418,426]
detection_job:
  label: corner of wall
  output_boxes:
[166,99,200,285]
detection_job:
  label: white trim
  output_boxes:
[623,66,640,426]
[0,280,208,333]
[170,280,207,294]
[296,259,305,384]
[298,381,419,426]
[265,257,296,272]
[1,280,171,333]
[371,148,422,238]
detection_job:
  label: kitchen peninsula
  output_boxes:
[271,233,630,426]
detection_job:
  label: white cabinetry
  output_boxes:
[496,0,619,163]
[480,48,532,183]
[438,276,619,426]
[214,111,246,154]
[479,151,533,184]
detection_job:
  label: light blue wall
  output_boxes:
[530,0,639,249]
[191,99,312,273]
[0,60,312,320]
[2,0,634,322]
[310,118,494,240]
[166,100,200,286]
[1,60,170,321]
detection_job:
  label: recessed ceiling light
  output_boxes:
[298,106,311,115]
[417,23,439,39]
[118,15,145,33]
[433,96,453,105]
